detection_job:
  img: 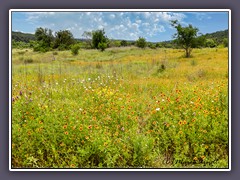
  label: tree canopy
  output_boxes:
[54,30,75,50]
[136,37,147,48]
[92,29,108,51]
[34,27,54,52]
[82,31,93,48]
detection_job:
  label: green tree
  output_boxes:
[34,27,54,52]
[92,29,108,51]
[136,37,147,48]
[120,40,128,47]
[192,34,206,48]
[171,20,199,57]
[54,30,75,50]
[82,31,93,48]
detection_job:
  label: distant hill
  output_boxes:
[12,31,36,43]
[160,29,228,48]
[203,29,228,44]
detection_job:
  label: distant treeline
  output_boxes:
[204,30,228,45]
[12,31,36,42]
[12,28,228,51]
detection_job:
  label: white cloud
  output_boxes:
[136,19,142,24]
[132,23,139,31]
[187,12,212,21]
[98,25,104,29]
[28,12,56,16]
[142,22,149,26]
[19,11,188,41]
[130,32,138,39]
[66,27,74,31]
[143,12,151,18]
[110,14,115,19]
[153,12,186,22]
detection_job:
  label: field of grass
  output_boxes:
[11,47,229,168]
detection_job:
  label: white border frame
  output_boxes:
[9,9,231,171]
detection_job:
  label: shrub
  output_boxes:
[136,37,147,48]
[33,46,49,53]
[120,40,128,47]
[96,63,103,69]
[24,57,33,64]
[205,39,217,48]
[158,64,166,73]
[71,44,80,55]
[57,44,68,51]
[98,42,107,52]
[18,51,26,55]
[148,43,156,49]
[53,51,58,55]
[191,59,197,66]
[155,43,163,48]
[223,38,228,47]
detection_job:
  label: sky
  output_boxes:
[11,10,229,42]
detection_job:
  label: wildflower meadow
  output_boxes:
[11,47,229,168]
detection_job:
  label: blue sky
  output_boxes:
[11,11,229,42]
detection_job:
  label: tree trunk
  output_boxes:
[185,48,191,58]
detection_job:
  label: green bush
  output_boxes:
[158,64,166,73]
[148,43,156,49]
[136,37,147,48]
[191,59,197,66]
[71,44,80,55]
[120,40,128,47]
[205,39,217,48]
[223,38,228,48]
[98,42,107,52]
[33,45,50,53]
